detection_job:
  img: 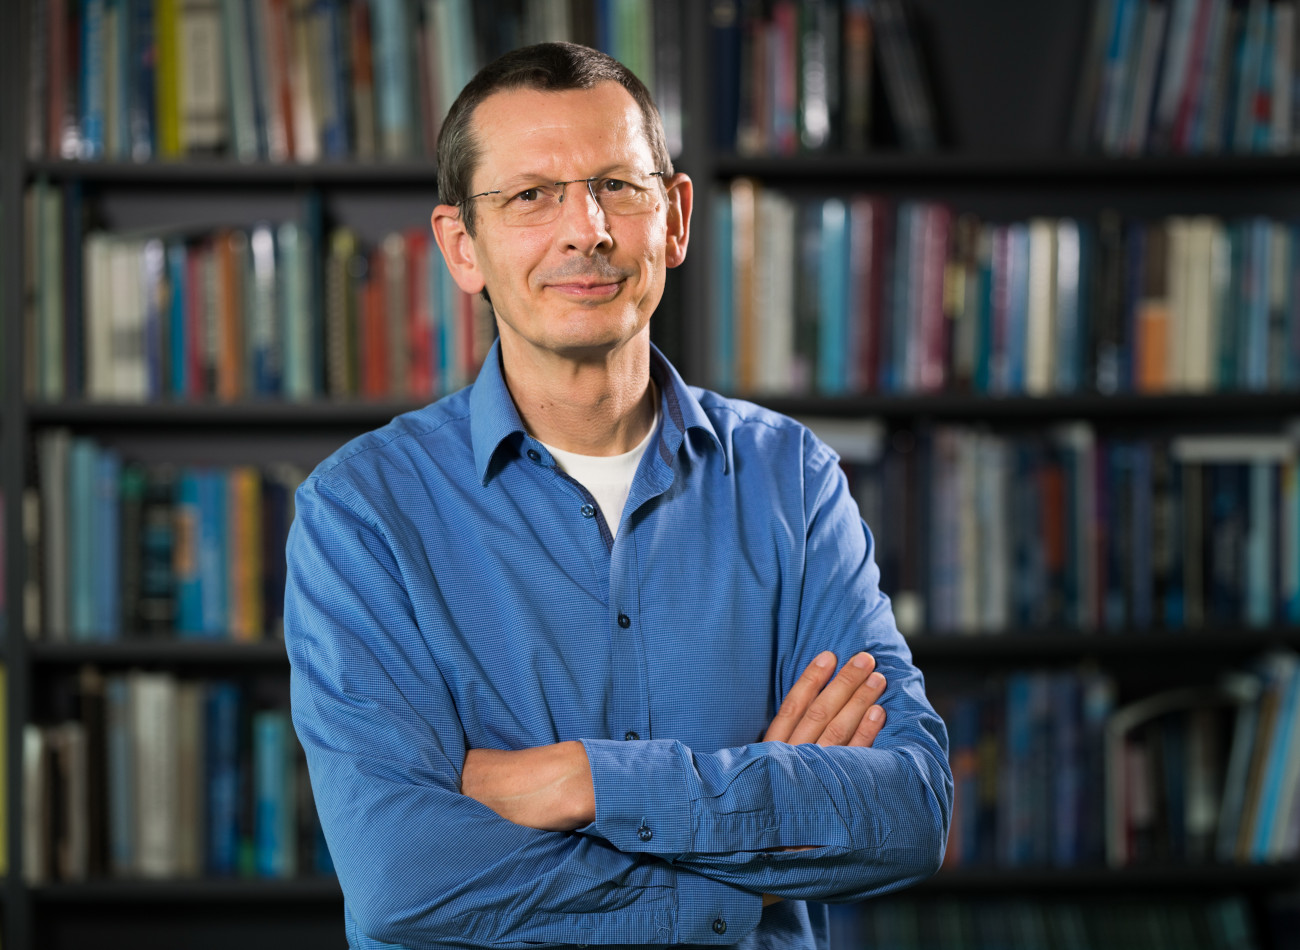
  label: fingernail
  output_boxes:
[868,706,884,723]
[816,652,836,669]
[868,672,885,689]
[851,652,873,669]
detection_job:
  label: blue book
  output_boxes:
[317,0,350,158]
[254,710,297,877]
[1005,223,1030,393]
[709,0,742,151]
[70,438,98,641]
[175,469,204,636]
[1244,218,1271,390]
[143,238,167,398]
[1001,672,1034,866]
[80,0,107,159]
[205,681,243,875]
[887,204,914,393]
[818,198,849,394]
[167,240,189,398]
[712,193,734,392]
[1129,441,1153,628]
[107,0,130,157]
[1246,460,1277,626]
[95,448,122,640]
[370,0,414,157]
[1051,672,1083,866]
[973,230,994,393]
[198,469,229,637]
[127,0,156,159]
[1219,223,1245,388]
[1250,652,1300,859]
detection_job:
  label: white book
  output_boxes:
[288,0,321,162]
[23,725,50,884]
[1025,218,1057,395]
[1166,217,1189,389]
[756,191,795,392]
[1181,217,1217,390]
[179,0,229,153]
[976,432,1010,632]
[83,232,115,400]
[132,671,180,879]
[108,237,148,401]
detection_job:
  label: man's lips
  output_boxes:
[546,280,623,297]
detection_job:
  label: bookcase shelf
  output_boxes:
[28,640,289,668]
[27,399,425,429]
[712,151,1300,184]
[27,158,440,188]
[907,627,1300,665]
[31,877,341,905]
[920,862,1300,895]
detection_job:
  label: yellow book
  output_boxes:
[155,0,183,157]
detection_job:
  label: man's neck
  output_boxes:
[500,336,658,457]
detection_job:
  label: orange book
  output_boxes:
[216,230,247,402]
[227,466,263,641]
[730,177,758,392]
[1136,224,1170,393]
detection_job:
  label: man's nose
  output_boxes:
[555,179,612,252]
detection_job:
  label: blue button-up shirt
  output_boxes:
[285,341,951,949]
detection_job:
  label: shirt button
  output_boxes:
[624,730,639,741]
[637,824,653,842]
[712,918,727,935]
[580,503,597,518]
[526,449,541,462]
[617,613,631,629]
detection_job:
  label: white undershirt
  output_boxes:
[541,405,660,538]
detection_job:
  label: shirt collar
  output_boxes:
[470,338,725,485]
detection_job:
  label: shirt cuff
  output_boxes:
[581,737,695,853]
[674,870,764,944]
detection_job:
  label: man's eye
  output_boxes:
[510,187,548,203]
[600,178,630,193]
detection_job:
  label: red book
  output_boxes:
[405,229,435,397]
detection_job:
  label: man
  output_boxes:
[285,42,950,950]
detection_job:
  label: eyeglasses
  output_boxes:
[463,172,666,228]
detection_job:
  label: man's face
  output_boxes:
[435,82,690,367]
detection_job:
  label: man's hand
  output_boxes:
[461,741,595,831]
[763,650,888,747]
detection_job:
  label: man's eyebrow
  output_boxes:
[491,164,646,189]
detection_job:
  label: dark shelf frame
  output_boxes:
[28,640,290,667]
[30,877,342,904]
[24,389,1300,428]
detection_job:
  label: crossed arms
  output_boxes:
[461,648,890,833]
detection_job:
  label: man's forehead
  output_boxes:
[470,82,650,171]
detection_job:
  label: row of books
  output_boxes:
[1106,650,1300,869]
[709,0,939,154]
[25,181,495,402]
[1073,0,1300,155]
[829,420,1300,636]
[33,429,308,642]
[27,0,682,164]
[941,657,1300,873]
[25,666,332,883]
[826,896,1258,950]
[714,185,1300,397]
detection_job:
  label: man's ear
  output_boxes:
[431,204,487,294]
[663,173,693,269]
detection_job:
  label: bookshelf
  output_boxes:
[6,0,1300,948]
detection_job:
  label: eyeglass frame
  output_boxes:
[459,171,668,217]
